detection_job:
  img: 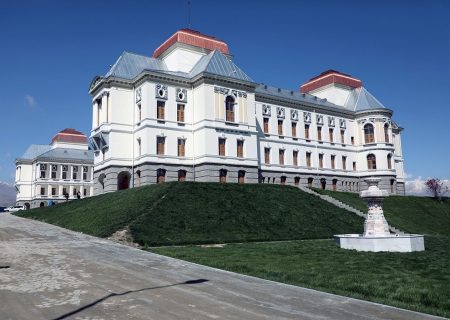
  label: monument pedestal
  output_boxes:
[334,178,424,252]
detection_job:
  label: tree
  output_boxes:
[425,178,449,200]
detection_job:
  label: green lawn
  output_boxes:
[151,236,450,318]
[17,182,363,246]
[313,189,450,235]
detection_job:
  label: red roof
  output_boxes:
[300,70,362,93]
[153,29,229,58]
[51,128,87,144]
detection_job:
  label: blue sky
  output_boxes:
[0,0,449,185]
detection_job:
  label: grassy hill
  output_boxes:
[314,189,450,236]
[16,182,363,246]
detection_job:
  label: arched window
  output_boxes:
[384,123,390,143]
[178,170,186,182]
[117,171,130,190]
[332,179,338,191]
[367,154,377,170]
[136,170,141,187]
[157,169,166,184]
[280,176,287,185]
[225,96,235,122]
[307,177,313,188]
[387,154,392,170]
[98,173,106,190]
[294,176,300,186]
[320,178,326,190]
[364,123,375,144]
[219,169,227,183]
[238,170,245,184]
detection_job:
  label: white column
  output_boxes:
[93,100,98,128]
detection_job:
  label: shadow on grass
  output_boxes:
[51,279,209,320]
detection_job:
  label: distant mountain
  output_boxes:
[0,182,16,207]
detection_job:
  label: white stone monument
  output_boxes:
[334,178,425,252]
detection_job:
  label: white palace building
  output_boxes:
[15,129,94,209]
[89,29,405,195]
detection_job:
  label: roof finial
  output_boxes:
[188,1,191,29]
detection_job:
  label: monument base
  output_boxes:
[334,234,425,252]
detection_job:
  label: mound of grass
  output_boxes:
[17,182,363,246]
[151,236,450,318]
[313,189,450,236]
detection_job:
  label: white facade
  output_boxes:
[89,29,405,195]
[15,129,94,209]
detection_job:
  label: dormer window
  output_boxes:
[225,96,235,122]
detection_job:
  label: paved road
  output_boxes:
[0,214,445,320]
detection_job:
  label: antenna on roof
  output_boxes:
[188,1,191,28]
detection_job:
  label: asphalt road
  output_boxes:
[0,213,445,320]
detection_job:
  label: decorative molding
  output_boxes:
[303,112,312,123]
[136,87,142,103]
[155,84,168,100]
[316,114,324,125]
[214,86,247,98]
[176,88,187,103]
[277,107,285,119]
[262,104,271,116]
[291,109,299,121]
[328,116,335,127]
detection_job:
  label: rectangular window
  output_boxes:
[319,154,324,168]
[329,128,334,143]
[62,187,67,195]
[263,118,269,134]
[341,130,345,144]
[51,171,56,179]
[218,138,226,156]
[62,172,67,180]
[306,152,311,167]
[342,156,347,170]
[279,149,285,165]
[83,188,87,196]
[351,136,355,145]
[97,99,102,127]
[137,104,142,122]
[83,172,87,180]
[264,148,270,164]
[73,188,77,196]
[40,170,46,179]
[317,127,322,141]
[237,140,244,158]
[291,122,297,137]
[178,138,185,157]
[293,150,298,166]
[157,100,165,120]
[331,155,335,169]
[278,120,283,136]
[177,104,185,122]
[40,187,45,195]
[137,139,141,157]
[305,124,310,140]
[353,161,356,171]
[51,187,56,196]
[157,136,165,155]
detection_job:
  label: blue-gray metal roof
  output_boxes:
[105,51,168,79]
[38,148,94,162]
[255,84,348,111]
[19,145,52,160]
[104,50,253,82]
[18,145,93,163]
[189,50,253,82]
[345,87,387,111]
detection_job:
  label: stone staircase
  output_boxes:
[298,186,404,235]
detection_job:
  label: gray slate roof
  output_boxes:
[255,84,348,111]
[20,145,52,160]
[18,145,93,163]
[344,87,387,111]
[104,50,253,83]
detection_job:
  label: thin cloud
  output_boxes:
[25,94,37,108]
[405,177,450,196]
